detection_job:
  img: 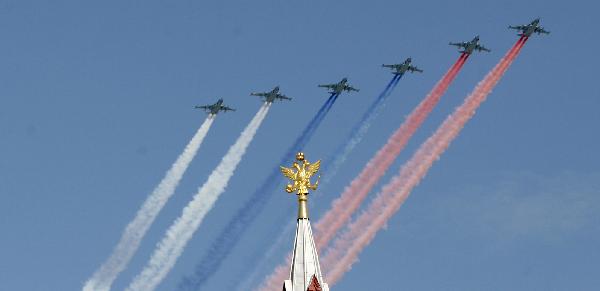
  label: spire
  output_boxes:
[280,153,329,291]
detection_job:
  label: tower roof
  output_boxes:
[283,219,329,291]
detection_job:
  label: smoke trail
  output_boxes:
[245,76,402,289]
[299,93,339,145]
[322,75,402,184]
[258,54,469,291]
[126,103,272,291]
[324,37,529,285]
[253,75,401,290]
[177,93,339,291]
[82,116,215,291]
[314,54,468,249]
[235,221,295,291]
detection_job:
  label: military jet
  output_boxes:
[382,58,423,75]
[449,35,491,54]
[250,86,292,103]
[509,18,550,37]
[195,98,235,115]
[318,78,359,95]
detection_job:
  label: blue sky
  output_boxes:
[1,0,599,290]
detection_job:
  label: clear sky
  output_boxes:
[1,0,599,290]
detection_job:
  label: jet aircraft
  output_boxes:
[509,18,550,37]
[195,98,235,115]
[382,58,423,75]
[318,78,359,95]
[449,35,491,54]
[250,86,292,103]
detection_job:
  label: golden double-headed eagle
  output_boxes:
[280,152,321,195]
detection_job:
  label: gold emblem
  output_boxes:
[280,152,321,194]
[280,152,321,219]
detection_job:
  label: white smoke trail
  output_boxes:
[126,103,272,291]
[83,116,215,291]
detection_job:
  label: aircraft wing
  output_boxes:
[409,66,423,73]
[476,45,491,52]
[220,106,235,112]
[536,27,550,34]
[508,24,527,30]
[195,105,211,110]
[250,92,268,97]
[345,85,359,92]
[276,94,292,101]
[318,84,336,89]
[449,42,467,48]
[382,64,397,69]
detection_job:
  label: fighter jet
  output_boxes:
[318,78,359,95]
[509,18,550,37]
[195,98,235,115]
[449,35,491,54]
[382,58,423,75]
[250,86,292,103]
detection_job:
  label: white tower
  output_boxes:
[280,152,330,291]
[283,218,329,291]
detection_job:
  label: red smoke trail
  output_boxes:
[323,37,528,285]
[313,54,468,249]
[259,54,469,291]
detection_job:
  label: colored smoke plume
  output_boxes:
[324,37,528,285]
[322,75,402,183]
[260,54,469,290]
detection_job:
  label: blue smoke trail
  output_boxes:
[321,74,403,184]
[177,93,339,291]
[233,75,405,290]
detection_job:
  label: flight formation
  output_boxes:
[195,18,548,120]
[83,18,549,291]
